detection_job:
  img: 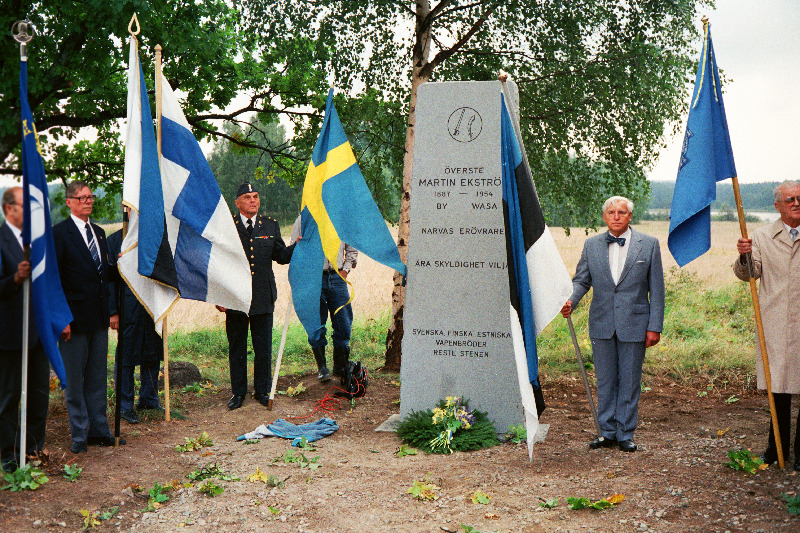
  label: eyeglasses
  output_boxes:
[782,196,800,205]
[68,195,96,203]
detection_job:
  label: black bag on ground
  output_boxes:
[336,361,368,400]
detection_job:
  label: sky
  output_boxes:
[3,1,798,188]
[648,0,800,184]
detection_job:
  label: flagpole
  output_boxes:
[268,298,294,410]
[153,43,172,422]
[14,19,34,471]
[732,176,783,467]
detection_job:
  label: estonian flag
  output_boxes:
[289,89,406,343]
[501,92,572,460]
[20,58,72,387]
[668,23,736,267]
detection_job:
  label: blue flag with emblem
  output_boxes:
[20,59,72,387]
[668,23,736,267]
[289,89,406,344]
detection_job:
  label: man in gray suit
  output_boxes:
[561,196,664,452]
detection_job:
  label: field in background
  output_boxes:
[164,219,762,333]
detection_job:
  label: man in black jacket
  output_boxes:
[217,182,294,410]
[0,187,50,471]
[53,181,121,452]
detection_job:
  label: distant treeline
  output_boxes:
[645,181,783,212]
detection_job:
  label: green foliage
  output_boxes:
[406,473,440,501]
[187,463,239,482]
[198,479,224,497]
[539,498,559,509]
[272,450,321,470]
[1,464,49,491]
[724,449,766,475]
[505,424,527,444]
[175,432,214,453]
[98,507,119,521]
[471,490,491,505]
[567,497,614,510]
[143,481,171,512]
[396,400,498,454]
[181,383,204,395]
[782,493,800,515]
[295,437,316,451]
[81,509,100,530]
[396,444,418,457]
[63,463,83,482]
[646,181,783,213]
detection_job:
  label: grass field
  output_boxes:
[111,219,768,388]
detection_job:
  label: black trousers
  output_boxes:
[767,393,800,461]
[225,311,273,397]
[0,343,50,469]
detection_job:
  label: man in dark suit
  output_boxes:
[53,181,121,453]
[108,227,164,424]
[216,182,294,410]
[561,196,665,452]
[0,187,50,471]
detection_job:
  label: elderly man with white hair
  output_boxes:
[561,196,665,452]
[735,180,800,469]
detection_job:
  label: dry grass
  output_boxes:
[128,219,763,333]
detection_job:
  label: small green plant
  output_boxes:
[268,505,280,517]
[272,450,321,470]
[277,382,306,396]
[175,431,214,452]
[81,509,100,530]
[567,494,624,510]
[460,525,502,533]
[396,444,418,457]
[63,463,83,482]
[406,473,440,501]
[187,463,239,482]
[181,383,203,395]
[143,482,171,512]
[470,490,491,504]
[1,464,49,491]
[198,479,224,497]
[505,424,527,444]
[243,438,260,445]
[724,395,740,404]
[539,497,559,509]
[782,493,800,515]
[296,437,316,451]
[724,449,766,475]
[98,506,119,521]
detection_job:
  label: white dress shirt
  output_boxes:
[608,227,632,285]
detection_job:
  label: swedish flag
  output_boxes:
[289,89,406,343]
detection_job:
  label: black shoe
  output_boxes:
[318,367,332,382]
[761,445,779,465]
[88,436,125,446]
[228,395,245,410]
[253,392,270,407]
[589,436,616,449]
[121,409,140,424]
[70,442,88,454]
[312,346,331,382]
[618,439,637,452]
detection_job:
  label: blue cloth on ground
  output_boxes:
[236,417,339,446]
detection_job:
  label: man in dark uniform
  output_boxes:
[0,187,50,471]
[108,226,164,424]
[54,181,121,453]
[217,182,294,410]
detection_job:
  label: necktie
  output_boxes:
[791,228,798,242]
[606,233,626,246]
[85,223,102,274]
[247,218,254,237]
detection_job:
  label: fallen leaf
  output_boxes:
[607,494,625,504]
[717,428,730,437]
[484,512,500,519]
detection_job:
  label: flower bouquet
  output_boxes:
[396,397,498,454]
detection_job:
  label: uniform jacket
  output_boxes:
[107,230,163,365]
[733,219,800,393]
[570,227,665,342]
[235,214,294,315]
[53,218,112,333]
[0,222,39,350]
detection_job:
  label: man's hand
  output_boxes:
[109,314,120,331]
[215,305,227,313]
[61,324,71,342]
[737,238,752,255]
[13,261,31,286]
[645,330,660,348]
[560,300,572,318]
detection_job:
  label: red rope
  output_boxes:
[285,370,368,421]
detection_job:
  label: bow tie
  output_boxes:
[606,234,626,246]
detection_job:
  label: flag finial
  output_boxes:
[128,13,140,37]
[12,19,34,61]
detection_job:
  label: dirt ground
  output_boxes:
[1,372,798,533]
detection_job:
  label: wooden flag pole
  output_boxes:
[154,43,171,422]
[732,175,783,468]
[268,298,294,410]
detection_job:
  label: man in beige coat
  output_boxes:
[735,180,800,469]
